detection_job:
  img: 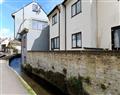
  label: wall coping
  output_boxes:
[27,50,120,55]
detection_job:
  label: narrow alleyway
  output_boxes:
[0,59,29,95]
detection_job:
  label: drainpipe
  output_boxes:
[63,4,67,51]
[22,7,25,64]
[119,0,120,25]
[96,0,99,48]
[58,7,61,51]
[14,17,15,39]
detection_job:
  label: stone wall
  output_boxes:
[25,51,120,95]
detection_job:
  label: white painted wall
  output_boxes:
[13,2,49,63]
[49,0,98,50]
[90,0,97,48]
[97,0,120,49]
[27,23,49,51]
[49,9,59,50]
[13,2,49,51]
[24,2,48,22]
[13,2,48,36]
[49,5,66,50]
[49,0,120,50]
[14,9,23,37]
[65,0,97,50]
[60,5,65,50]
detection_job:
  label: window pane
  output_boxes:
[55,15,57,24]
[42,24,47,29]
[51,39,54,49]
[52,14,57,25]
[72,4,76,16]
[37,21,42,30]
[114,29,120,48]
[51,37,60,49]
[72,35,76,47]
[32,20,38,29]
[54,38,57,48]
[56,37,59,48]
[77,1,81,13]
[77,33,81,47]
[52,17,54,25]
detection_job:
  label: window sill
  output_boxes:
[72,47,82,49]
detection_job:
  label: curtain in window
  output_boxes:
[72,35,76,47]
[72,4,76,16]
[77,1,81,13]
[77,33,81,47]
[51,39,54,49]
[114,29,120,48]
[54,15,57,24]
[56,37,59,48]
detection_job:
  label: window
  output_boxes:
[72,4,76,17]
[77,1,81,13]
[114,29,120,48]
[51,37,60,50]
[72,35,76,47]
[32,20,43,30]
[72,32,82,48]
[42,24,48,29]
[52,14,57,25]
[71,0,81,17]
[32,20,38,30]
[112,26,120,50]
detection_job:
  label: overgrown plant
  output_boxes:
[67,76,89,95]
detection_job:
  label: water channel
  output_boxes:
[9,57,66,95]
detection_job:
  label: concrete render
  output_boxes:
[0,59,29,95]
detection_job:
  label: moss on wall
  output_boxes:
[26,51,120,95]
[23,64,91,95]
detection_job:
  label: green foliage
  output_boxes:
[100,84,107,90]
[67,76,89,95]
[84,76,91,85]
[63,68,67,75]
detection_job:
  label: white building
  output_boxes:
[12,1,49,63]
[48,0,120,51]
[0,38,11,52]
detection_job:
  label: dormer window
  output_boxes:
[52,14,57,25]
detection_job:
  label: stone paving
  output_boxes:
[0,59,29,95]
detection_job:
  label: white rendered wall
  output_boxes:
[66,0,97,50]
[60,5,65,50]
[13,2,49,51]
[27,22,49,51]
[49,10,60,50]
[97,0,120,49]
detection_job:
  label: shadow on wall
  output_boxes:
[31,26,49,51]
